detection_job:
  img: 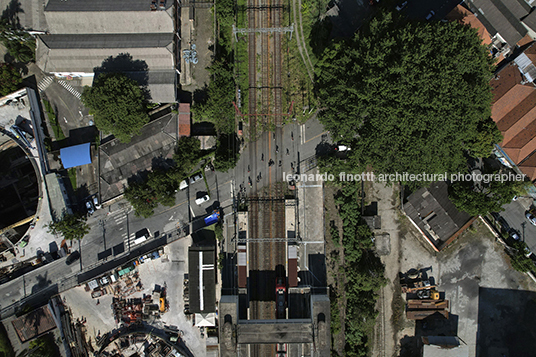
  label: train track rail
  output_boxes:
[248,0,257,138]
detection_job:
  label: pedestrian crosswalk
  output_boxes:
[58,80,82,99]
[37,76,54,92]
[107,210,147,250]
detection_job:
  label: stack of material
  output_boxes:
[406,299,449,320]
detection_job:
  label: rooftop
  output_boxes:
[188,246,216,314]
[98,113,178,201]
[44,9,174,35]
[45,0,172,12]
[404,181,473,247]
[468,0,529,47]
[11,305,57,342]
[39,33,174,49]
[59,142,92,169]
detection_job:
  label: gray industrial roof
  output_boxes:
[470,0,528,47]
[189,246,216,314]
[44,9,174,34]
[404,181,472,245]
[45,0,172,12]
[39,33,174,49]
[36,38,174,73]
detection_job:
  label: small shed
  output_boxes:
[60,142,92,169]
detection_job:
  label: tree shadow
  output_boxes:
[93,53,151,102]
[30,272,52,295]
[193,85,208,105]
[1,0,23,28]
[309,17,333,58]
[151,156,174,171]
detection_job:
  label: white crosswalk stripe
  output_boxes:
[37,76,54,92]
[58,80,82,99]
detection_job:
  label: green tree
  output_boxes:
[47,213,90,241]
[172,136,202,175]
[315,12,495,187]
[0,21,36,63]
[81,73,149,143]
[213,133,240,172]
[147,168,178,207]
[28,333,58,357]
[449,169,525,216]
[124,180,158,218]
[0,322,14,357]
[467,117,503,158]
[0,63,22,96]
[509,241,534,273]
[193,61,236,134]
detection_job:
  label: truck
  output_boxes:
[204,210,220,226]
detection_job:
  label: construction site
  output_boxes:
[58,239,207,357]
[400,268,450,321]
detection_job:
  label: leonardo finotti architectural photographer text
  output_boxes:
[283,171,526,183]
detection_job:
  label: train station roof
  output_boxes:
[60,143,92,169]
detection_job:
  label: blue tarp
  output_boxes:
[60,143,91,169]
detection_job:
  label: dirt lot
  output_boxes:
[367,182,536,357]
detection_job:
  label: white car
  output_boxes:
[179,180,189,190]
[195,194,210,205]
[93,196,101,209]
[190,173,203,185]
[85,201,94,215]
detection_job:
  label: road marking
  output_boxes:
[58,80,82,99]
[304,131,329,144]
[169,215,174,221]
[37,76,54,92]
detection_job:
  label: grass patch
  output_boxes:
[68,167,77,189]
[42,99,65,140]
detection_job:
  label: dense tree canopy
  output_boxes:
[448,168,525,216]
[0,20,36,63]
[0,63,22,96]
[47,213,90,241]
[315,12,498,186]
[193,61,236,134]
[213,133,240,172]
[81,73,149,143]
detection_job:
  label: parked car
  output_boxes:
[179,180,189,190]
[93,196,101,209]
[190,173,203,185]
[425,10,435,20]
[509,229,520,241]
[66,251,80,265]
[86,201,94,215]
[526,211,536,226]
[195,194,210,205]
[395,1,407,11]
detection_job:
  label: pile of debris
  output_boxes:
[85,265,141,299]
[400,268,449,320]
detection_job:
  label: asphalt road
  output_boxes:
[497,199,536,255]
[0,116,328,311]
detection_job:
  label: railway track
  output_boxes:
[272,0,282,127]
[248,0,257,138]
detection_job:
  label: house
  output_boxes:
[35,0,178,103]
[403,182,475,252]
[491,43,536,181]
[463,0,535,59]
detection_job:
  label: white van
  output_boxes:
[179,180,188,190]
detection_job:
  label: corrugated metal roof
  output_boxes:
[45,0,172,12]
[39,33,173,49]
[471,0,527,46]
[45,10,173,35]
[60,142,92,169]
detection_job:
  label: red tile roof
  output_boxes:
[178,103,191,137]
[490,65,523,103]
